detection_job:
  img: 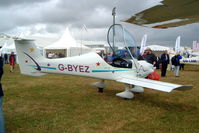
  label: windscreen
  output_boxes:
[107,24,138,59]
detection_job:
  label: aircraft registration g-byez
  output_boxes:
[124,0,199,28]
[14,24,191,99]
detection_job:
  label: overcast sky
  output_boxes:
[0,0,198,47]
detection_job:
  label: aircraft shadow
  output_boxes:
[103,88,198,112]
[133,92,198,112]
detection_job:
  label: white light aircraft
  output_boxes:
[180,57,199,65]
[14,24,191,99]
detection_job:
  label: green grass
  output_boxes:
[2,65,199,133]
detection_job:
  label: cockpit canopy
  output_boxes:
[106,24,138,68]
[107,24,138,59]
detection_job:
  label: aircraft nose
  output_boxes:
[137,61,155,77]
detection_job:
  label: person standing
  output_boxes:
[47,52,54,59]
[173,53,182,77]
[9,52,16,72]
[0,53,5,133]
[160,51,170,77]
[3,54,8,64]
[155,54,161,69]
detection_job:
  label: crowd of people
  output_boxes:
[98,48,184,78]
[138,48,183,77]
[2,52,16,73]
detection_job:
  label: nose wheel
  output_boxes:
[116,84,134,99]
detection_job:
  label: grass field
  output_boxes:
[2,64,199,133]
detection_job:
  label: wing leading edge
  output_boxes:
[117,77,192,92]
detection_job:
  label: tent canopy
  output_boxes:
[44,27,93,57]
[146,45,170,51]
[0,42,16,54]
[44,27,89,50]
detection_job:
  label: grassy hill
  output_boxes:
[2,65,199,133]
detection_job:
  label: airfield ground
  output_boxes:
[2,64,199,133]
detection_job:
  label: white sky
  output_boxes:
[0,0,198,46]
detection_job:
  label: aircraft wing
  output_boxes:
[116,77,192,92]
[124,0,199,28]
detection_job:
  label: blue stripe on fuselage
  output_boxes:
[30,65,56,70]
[92,69,132,73]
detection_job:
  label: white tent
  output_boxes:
[145,45,170,57]
[0,42,16,54]
[146,45,170,51]
[0,41,18,64]
[44,28,92,57]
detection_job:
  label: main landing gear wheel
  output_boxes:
[98,88,104,93]
[130,86,144,93]
[92,80,105,93]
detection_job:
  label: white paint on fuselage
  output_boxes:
[36,52,139,80]
[180,57,199,65]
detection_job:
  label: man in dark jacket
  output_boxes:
[174,53,182,77]
[0,54,5,133]
[160,51,170,77]
[144,48,157,65]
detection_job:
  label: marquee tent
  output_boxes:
[144,45,170,56]
[44,28,92,58]
[0,42,16,54]
[146,45,170,51]
[0,41,18,64]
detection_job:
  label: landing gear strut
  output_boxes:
[92,80,105,93]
